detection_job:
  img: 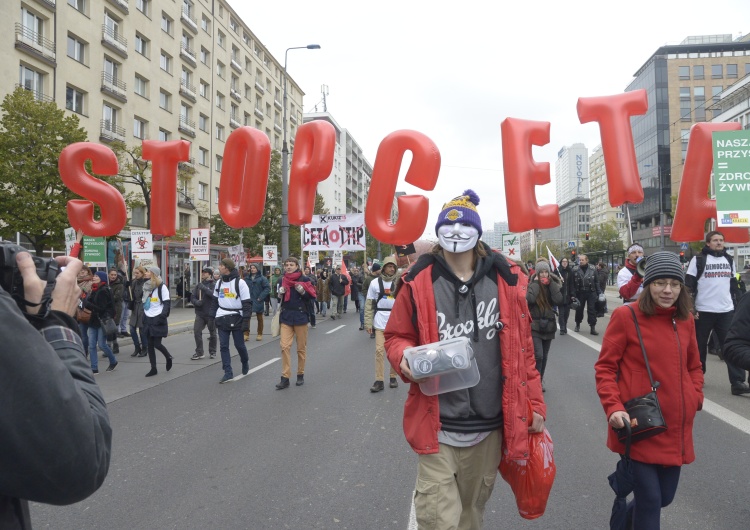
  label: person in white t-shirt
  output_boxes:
[365,256,399,392]
[685,230,749,396]
[142,266,173,377]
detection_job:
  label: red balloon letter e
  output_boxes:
[59,142,127,237]
[289,120,335,225]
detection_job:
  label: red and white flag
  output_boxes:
[547,246,560,273]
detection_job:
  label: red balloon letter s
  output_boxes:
[501,118,559,233]
[59,142,127,237]
[288,120,335,225]
[365,131,440,245]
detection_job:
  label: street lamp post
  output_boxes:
[281,44,320,260]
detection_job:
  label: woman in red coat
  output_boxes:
[595,251,703,530]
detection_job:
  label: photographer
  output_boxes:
[0,251,111,528]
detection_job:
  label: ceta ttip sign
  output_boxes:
[58,91,748,245]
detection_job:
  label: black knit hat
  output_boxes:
[643,251,685,286]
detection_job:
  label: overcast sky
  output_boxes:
[233,0,748,239]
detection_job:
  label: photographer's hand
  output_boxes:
[16,252,82,316]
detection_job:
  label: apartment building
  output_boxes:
[302,111,372,216]
[625,33,750,250]
[3,0,306,233]
[588,145,628,243]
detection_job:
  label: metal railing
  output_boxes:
[100,119,126,141]
[15,23,56,58]
[180,42,196,60]
[15,83,53,103]
[101,24,127,49]
[181,7,197,30]
[101,71,126,94]
[180,78,196,97]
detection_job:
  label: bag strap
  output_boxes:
[626,304,659,392]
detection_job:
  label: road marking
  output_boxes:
[408,494,417,530]
[327,325,345,334]
[222,358,280,382]
[567,328,750,436]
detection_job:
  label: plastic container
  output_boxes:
[403,336,480,396]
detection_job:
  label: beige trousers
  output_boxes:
[280,323,307,378]
[375,329,397,381]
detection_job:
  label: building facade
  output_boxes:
[589,145,629,243]
[480,221,509,250]
[4,0,306,233]
[555,143,589,206]
[625,33,750,251]
[303,111,372,216]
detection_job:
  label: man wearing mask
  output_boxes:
[572,254,602,335]
[191,266,217,360]
[365,256,400,392]
[617,243,645,303]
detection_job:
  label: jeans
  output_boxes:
[218,327,249,377]
[194,315,216,355]
[558,303,570,333]
[88,326,117,371]
[694,310,746,385]
[130,324,148,353]
[79,322,89,353]
[358,293,366,326]
[343,295,348,312]
[532,336,552,379]
[319,300,328,317]
[631,459,681,530]
[119,302,131,332]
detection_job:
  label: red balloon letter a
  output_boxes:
[501,118,559,233]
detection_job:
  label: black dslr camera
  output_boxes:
[0,241,60,313]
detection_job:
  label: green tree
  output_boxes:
[0,87,88,255]
[581,220,623,253]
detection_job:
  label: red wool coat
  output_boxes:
[595,304,704,466]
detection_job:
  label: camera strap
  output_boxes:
[20,278,56,321]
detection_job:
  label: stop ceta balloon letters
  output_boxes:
[364,130,440,245]
[501,118,560,233]
[59,142,127,237]
[577,90,648,206]
[218,126,271,229]
[671,122,750,244]
[142,139,191,236]
[288,120,336,225]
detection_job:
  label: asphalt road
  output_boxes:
[30,292,750,529]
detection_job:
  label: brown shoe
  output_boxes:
[389,377,398,388]
[243,331,249,342]
[256,335,262,341]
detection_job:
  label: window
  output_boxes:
[694,86,705,97]
[65,86,84,114]
[266,78,271,93]
[218,3,224,17]
[679,87,690,98]
[215,187,220,203]
[216,61,225,79]
[134,75,148,97]
[694,87,706,122]
[103,57,120,83]
[161,13,173,35]
[232,45,240,62]
[243,32,251,46]
[245,84,251,99]
[159,128,170,141]
[746,63,750,76]
[135,33,149,56]
[215,155,223,171]
[159,90,171,111]
[68,0,85,13]
[181,67,192,88]
[22,8,43,41]
[727,64,738,78]
[200,47,209,65]
[231,74,239,91]
[160,51,172,73]
[131,206,146,227]
[104,12,120,39]
[198,147,208,166]
[693,65,704,79]
[198,182,207,200]
[199,80,209,98]
[216,124,225,141]
[217,31,225,49]
[67,35,85,63]
[255,95,262,111]
[102,103,119,128]
[201,15,209,32]
[678,65,690,80]
[712,85,723,102]
[230,18,238,33]
[20,65,43,99]
[199,113,208,132]
[712,64,723,78]
[181,32,193,53]
[266,103,271,117]
[216,92,225,110]
[133,117,147,139]
[179,213,190,230]
[231,103,238,119]
[136,0,149,16]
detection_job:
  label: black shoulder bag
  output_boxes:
[615,305,668,443]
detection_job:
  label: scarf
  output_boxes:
[281,271,315,302]
[142,279,154,303]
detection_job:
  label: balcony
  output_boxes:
[15,83,53,103]
[178,157,195,171]
[100,71,127,102]
[36,0,56,10]
[101,25,128,58]
[14,23,56,66]
[254,81,265,95]
[290,114,298,124]
[274,98,282,110]
[100,119,126,143]
[105,0,129,15]
[254,107,264,120]
[230,57,242,74]
[230,114,241,129]
[178,116,196,137]
[181,7,198,33]
[230,88,241,102]
[179,79,196,102]
[180,42,196,67]
[274,122,282,134]
[178,190,196,209]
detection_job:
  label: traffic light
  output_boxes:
[679,251,686,263]
[571,249,577,259]
[585,232,590,241]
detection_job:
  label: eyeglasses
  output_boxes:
[651,280,682,290]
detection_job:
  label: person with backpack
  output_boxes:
[685,230,749,395]
[365,256,400,392]
[243,264,270,342]
[142,266,173,377]
[211,258,253,384]
[191,266,217,360]
[84,271,118,374]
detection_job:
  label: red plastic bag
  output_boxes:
[499,405,556,519]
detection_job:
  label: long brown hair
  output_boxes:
[532,275,552,312]
[638,282,693,320]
